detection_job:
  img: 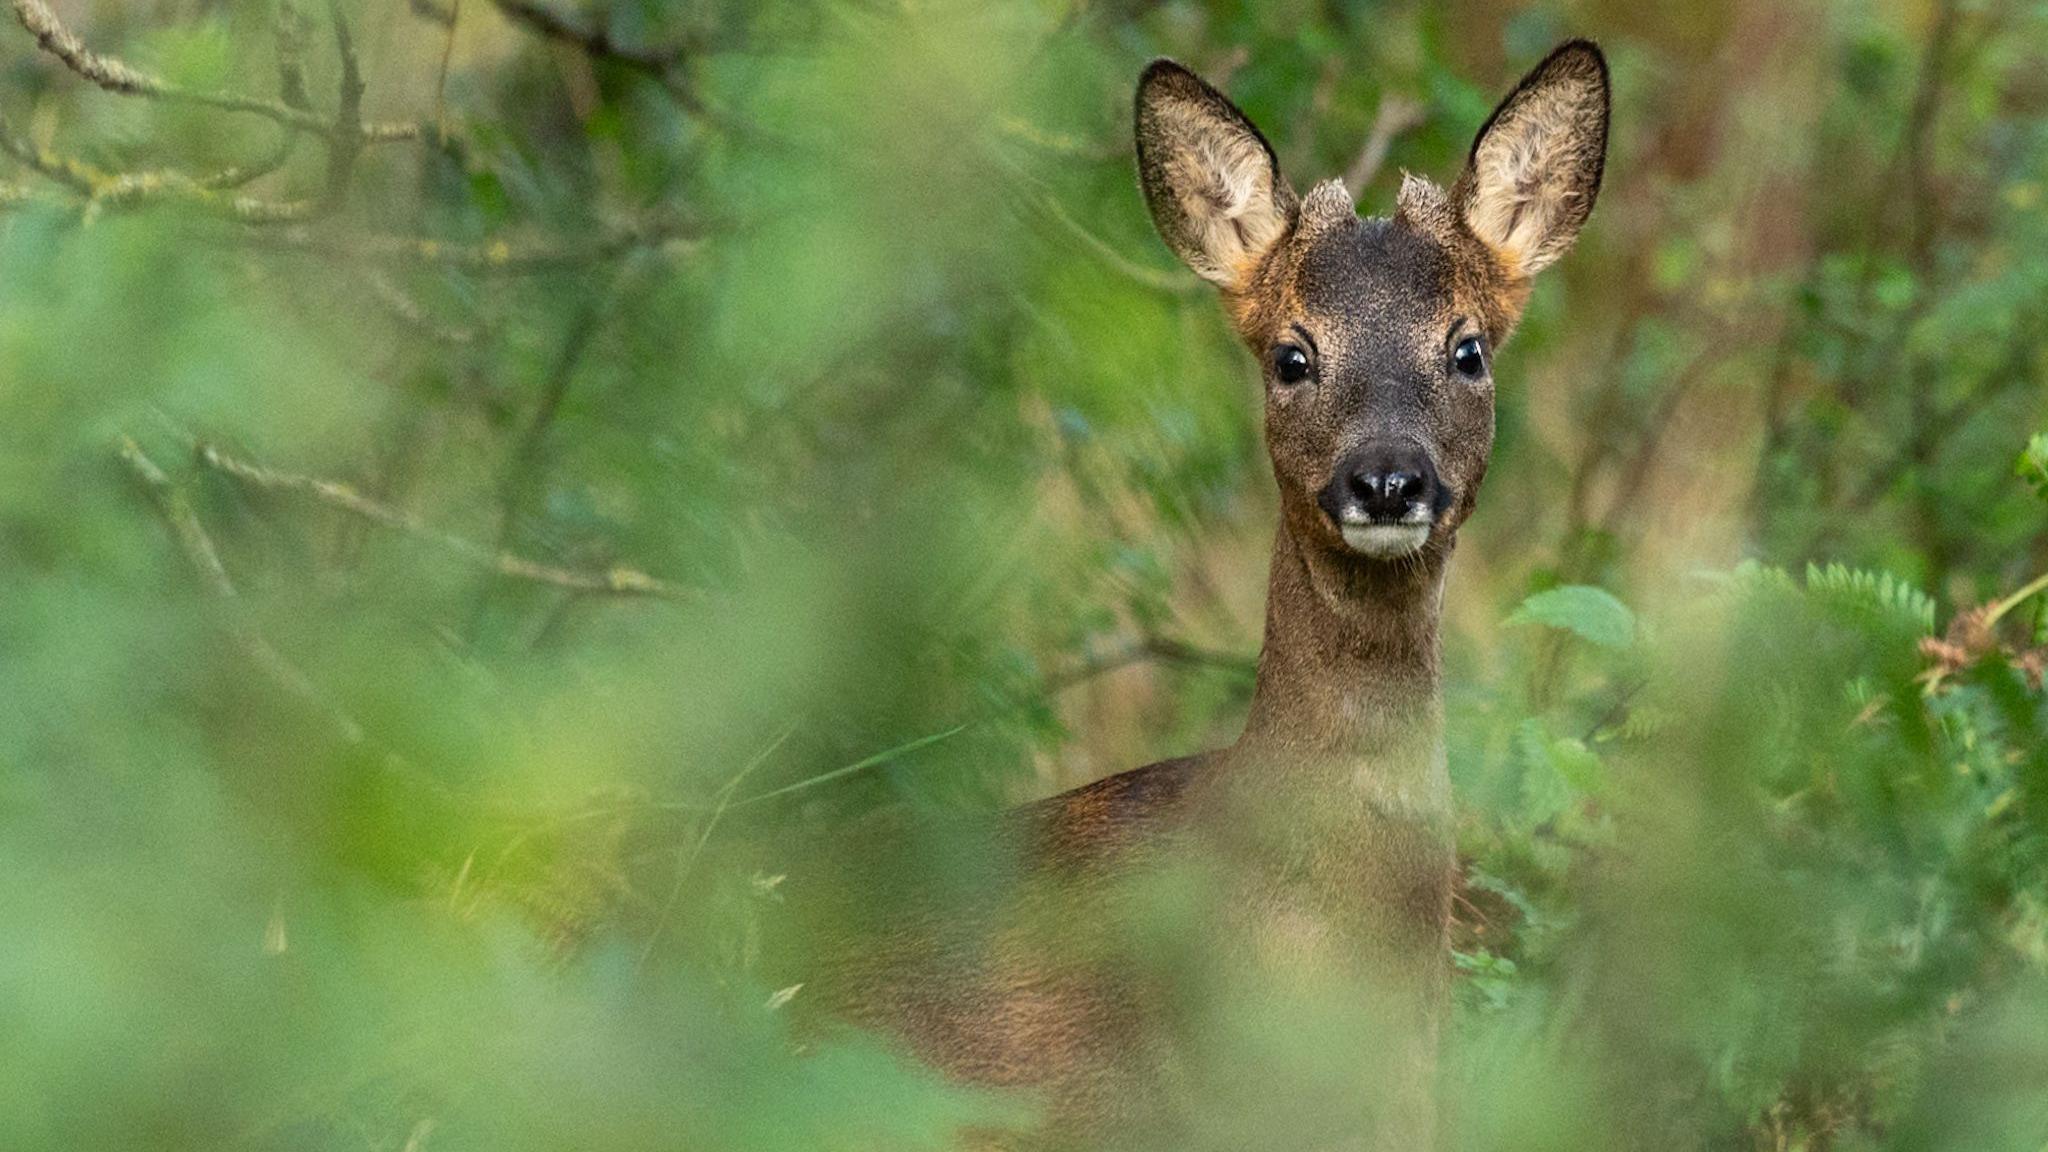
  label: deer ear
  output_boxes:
[1455,40,1609,280]
[1135,59,1298,292]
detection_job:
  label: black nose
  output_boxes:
[1321,443,1441,524]
[1349,466,1428,517]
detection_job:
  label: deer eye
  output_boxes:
[1451,334,1488,379]
[1272,343,1312,385]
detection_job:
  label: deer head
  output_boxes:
[1135,42,1609,568]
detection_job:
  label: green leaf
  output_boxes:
[1803,562,1938,636]
[2019,432,2048,503]
[1507,585,1637,649]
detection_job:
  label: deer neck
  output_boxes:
[1230,520,1451,822]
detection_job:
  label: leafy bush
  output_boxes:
[0,1,2043,1149]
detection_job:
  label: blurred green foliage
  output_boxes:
[1,0,2045,1148]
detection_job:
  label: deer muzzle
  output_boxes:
[1319,442,1444,559]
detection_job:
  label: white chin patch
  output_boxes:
[1341,523,1431,559]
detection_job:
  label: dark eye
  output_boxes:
[1451,334,1487,379]
[1272,343,1312,385]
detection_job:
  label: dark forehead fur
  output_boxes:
[1233,201,1524,348]
[1299,218,1451,335]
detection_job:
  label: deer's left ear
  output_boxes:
[1134,59,1299,293]
[1454,40,1609,280]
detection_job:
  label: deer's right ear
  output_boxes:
[1453,40,1609,281]
[1135,60,1298,293]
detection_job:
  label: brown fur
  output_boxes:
[783,42,1610,1151]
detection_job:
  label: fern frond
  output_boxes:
[1803,562,1938,636]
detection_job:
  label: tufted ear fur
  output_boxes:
[1452,40,1609,280]
[1134,59,1298,293]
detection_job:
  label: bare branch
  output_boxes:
[13,0,163,98]
[484,0,723,122]
[488,0,685,76]
[431,0,465,141]
[1044,634,1256,695]
[0,113,96,192]
[0,180,57,210]
[13,0,325,130]
[318,0,366,211]
[1343,92,1426,193]
[362,270,482,346]
[1026,191,1199,295]
[363,122,426,143]
[494,295,608,562]
[240,217,696,272]
[275,0,314,111]
[193,132,299,192]
[88,169,326,223]
[410,0,458,27]
[0,113,331,223]
[3,1,427,223]
[118,436,381,752]
[9,0,426,143]
[195,442,697,602]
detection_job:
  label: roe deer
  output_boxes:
[782,40,1609,1151]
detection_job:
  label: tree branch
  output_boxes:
[1342,92,1425,193]
[118,436,382,752]
[196,442,697,602]
[235,216,696,272]
[318,0,367,211]
[489,0,687,76]
[484,0,721,120]
[361,270,481,346]
[1043,633,1257,695]
[493,296,606,561]
[0,114,330,223]
[1025,190,1199,295]
[3,2,421,223]
[9,0,423,141]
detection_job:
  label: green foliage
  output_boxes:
[2022,432,2048,503]
[1804,560,1940,635]
[0,1,2044,1150]
[1506,584,1637,649]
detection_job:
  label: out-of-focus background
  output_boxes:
[2,0,2045,1148]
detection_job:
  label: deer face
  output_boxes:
[1135,43,1609,564]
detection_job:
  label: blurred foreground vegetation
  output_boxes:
[2,0,2046,1148]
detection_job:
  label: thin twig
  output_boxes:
[9,0,425,142]
[409,0,457,27]
[494,294,607,559]
[637,725,797,971]
[1043,633,1257,695]
[195,442,697,601]
[192,2,311,193]
[0,114,325,223]
[192,132,299,192]
[432,0,465,143]
[1028,191,1199,295]
[1983,571,2048,630]
[361,270,481,346]
[1343,92,1426,193]
[88,168,326,223]
[0,114,95,192]
[489,0,686,76]
[318,0,366,211]
[118,436,380,752]
[276,0,313,110]
[724,725,967,809]
[485,0,727,122]
[0,180,56,210]
[3,3,418,223]
[15,0,320,133]
[237,218,694,272]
